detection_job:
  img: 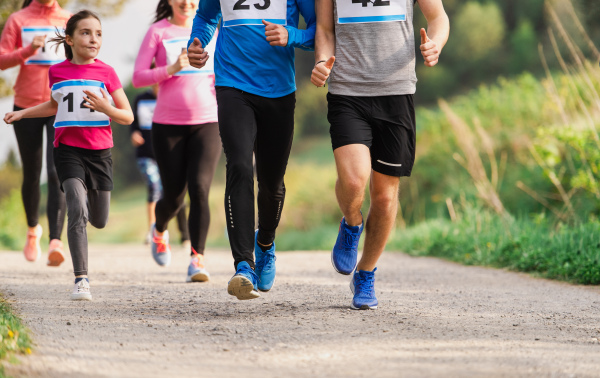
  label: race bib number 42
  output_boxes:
[21,26,66,65]
[163,36,216,76]
[221,0,287,27]
[51,80,112,128]
[336,0,407,24]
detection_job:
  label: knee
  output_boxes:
[370,190,398,213]
[66,199,88,226]
[226,160,254,182]
[90,216,108,229]
[339,176,367,198]
[188,184,209,204]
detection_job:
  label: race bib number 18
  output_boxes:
[21,26,66,65]
[51,80,112,128]
[221,0,287,27]
[336,0,407,24]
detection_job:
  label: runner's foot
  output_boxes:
[227,261,260,300]
[332,217,363,275]
[187,249,210,282]
[254,230,276,292]
[47,239,65,267]
[71,277,92,301]
[23,225,42,262]
[150,224,171,267]
[350,268,378,310]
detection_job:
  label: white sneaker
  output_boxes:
[71,278,92,301]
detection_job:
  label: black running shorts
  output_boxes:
[327,93,416,177]
[54,143,113,191]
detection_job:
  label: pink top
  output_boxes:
[132,18,218,125]
[49,59,123,150]
[0,1,70,108]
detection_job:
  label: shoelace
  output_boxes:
[355,273,374,295]
[191,248,204,268]
[238,264,258,283]
[153,236,168,253]
[256,251,276,273]
[343,229,360,252]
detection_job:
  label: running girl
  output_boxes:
[0,0,70,265]
[3,10,134,301]
[132,0,221,283]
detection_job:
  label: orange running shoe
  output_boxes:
[23,225,42,262]
[47,239,65,267]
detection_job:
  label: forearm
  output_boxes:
[19,101,57,118]
[132,66,170,88]
[426,13,449,50]
[105,107,134,126]
[315,28,335,62]
[0,46,35,70]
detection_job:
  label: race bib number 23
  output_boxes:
[221,0,287,27]
[337,0,407,24]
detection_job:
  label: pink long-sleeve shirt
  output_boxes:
[0,1,70,108]
[132,19,218,126]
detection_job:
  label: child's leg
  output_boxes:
[63,178,90,277]
[87,189,110,229]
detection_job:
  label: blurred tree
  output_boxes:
[509,20,538,74]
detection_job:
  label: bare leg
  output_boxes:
[333,144,371,226]
[358,171,400,271]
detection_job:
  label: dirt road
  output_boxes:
[1,245,599,377]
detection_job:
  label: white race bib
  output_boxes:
[221,0,286,27]
[336,0,407,24]
[51,80,112,128]
[163,36,216,76]
[137,99,156,130]
[21,26,66,65]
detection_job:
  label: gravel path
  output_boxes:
[1,245,599,377]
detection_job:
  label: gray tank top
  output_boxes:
[329,0,417,96]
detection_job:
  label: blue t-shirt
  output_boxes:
[189,0,315,98]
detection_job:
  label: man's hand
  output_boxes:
[30,35,46,53]
[4,111,23,125]
[311,56,335,87]
[131,130,145,147]
[262,20,288,47]
[168,48,190,75]
[188,38,209,69]
[420,28,440,67]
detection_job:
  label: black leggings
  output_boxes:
[152,122,221,255]
[13,105,66,240]
[216,87,295,269]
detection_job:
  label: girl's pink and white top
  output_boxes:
[49,59,122,150]
[132,18,218,126]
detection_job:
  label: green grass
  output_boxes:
[387,210,600,285]
[0,295,32,375]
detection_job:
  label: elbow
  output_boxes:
[131,72,144,88]
[123,112,134,126]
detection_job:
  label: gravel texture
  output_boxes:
[1,244,599,377]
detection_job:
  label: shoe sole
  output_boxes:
[47,250,65,267]
[350,303,378,310]
[71,293,92,301]
[227,276,260,300]
[187,272,210,282]
[331,250,356,275]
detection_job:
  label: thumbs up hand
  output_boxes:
[420,28,440,67]
[262,20,288,47]
[311,56,336,87]
[187,38,209,69]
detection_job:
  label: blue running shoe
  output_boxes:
[254,230,276,292]
[332,217,363,275]
[350,268,378,310]
[150,224,171,267]
[227,261,260,300]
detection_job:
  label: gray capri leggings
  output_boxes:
[63,178,110,276]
